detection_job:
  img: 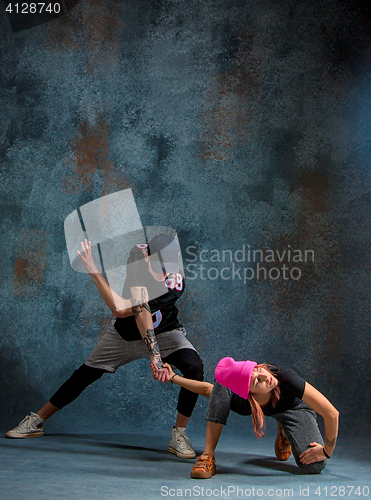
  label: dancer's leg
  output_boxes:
[163,348,204,421]
[204,421,224,456]
[37,401,59,420]
[190,382,233,478]
[6,364,106,438]
[48,364,107,410]
[6,320,129,438]
[273,401,326,474]
[163,347,204,458]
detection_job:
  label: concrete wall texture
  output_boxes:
[1,0,371,435]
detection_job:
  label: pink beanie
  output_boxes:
[215,357,257,399]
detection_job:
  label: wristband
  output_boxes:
[170,374,177,383]
[323,448,331,459]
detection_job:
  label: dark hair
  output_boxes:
[147,234,178,256]
[248,364,281,438]
[147,234,179,273]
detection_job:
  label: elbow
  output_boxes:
[327,407,339,424]
[113,308,131,318]
[202,387,210,398]
[330,405,339,420]
[203,384,213,399]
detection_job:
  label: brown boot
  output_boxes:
[274,423,292,461]
[191,454,216,479]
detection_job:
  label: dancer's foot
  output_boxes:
[274,423,291,461]
[6,412,45,438]
[191,454,216,479]
[168,426,196,459]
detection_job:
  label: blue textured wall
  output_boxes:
[1,0,371,435]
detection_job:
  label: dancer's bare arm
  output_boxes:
[152,363,213,398]
[77,239,133,317]
[300,382,339,464]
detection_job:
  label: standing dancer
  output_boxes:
[7,234,203,459]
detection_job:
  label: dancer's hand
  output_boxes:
[151,363,174,382]
[77,239,100,274]
[163,363,175,380]
[150,357,170,383]
[299,442,329,464]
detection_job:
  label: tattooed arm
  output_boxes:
[131,286,169,382]
[78,240,134,316]
[300,382,339,464]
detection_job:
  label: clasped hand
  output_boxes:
[151,362,173,383]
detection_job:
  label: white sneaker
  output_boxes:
[6,412,45,438]
[168,426,196,459]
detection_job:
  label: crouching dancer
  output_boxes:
[6,234,203,459]
[154,357,338,477]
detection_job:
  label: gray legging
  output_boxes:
[207,382,325,475]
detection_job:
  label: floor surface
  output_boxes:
[0,430,369,500]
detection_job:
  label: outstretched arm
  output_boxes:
[77,240,133,317]
[152,363,214,398]
[300,382,339,464]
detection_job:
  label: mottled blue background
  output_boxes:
[1,0,371,438]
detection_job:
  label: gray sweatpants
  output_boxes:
[207,382,326,474]
[85,319,196,372]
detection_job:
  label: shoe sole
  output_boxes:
[6,431,45,439]
[168,446,196,459]
[191,465,216,479]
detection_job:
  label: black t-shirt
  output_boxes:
[230,366,306,416]
[114,244,184,341]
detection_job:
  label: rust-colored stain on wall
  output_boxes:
[12,230,49,296]
[298,170,333,214]
[257,169,343,374]
[45,0,122,73]
[62,117,111,193]
[62,116,131,196]
[46,0,130,196]
[200,31,264,161]
[296,170,344,369]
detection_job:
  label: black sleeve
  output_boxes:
[276,367,306,400]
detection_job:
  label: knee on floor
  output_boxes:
[297,460,326,475]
